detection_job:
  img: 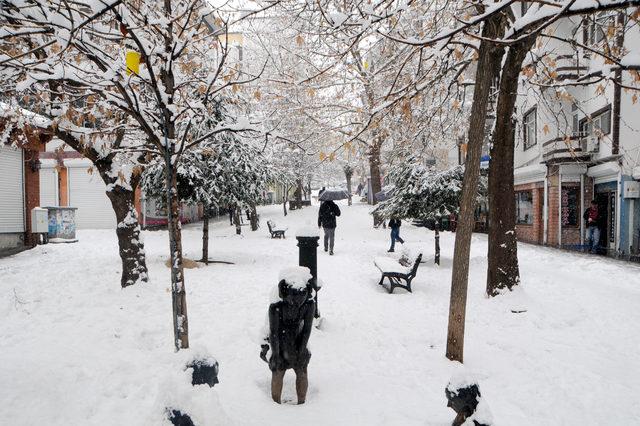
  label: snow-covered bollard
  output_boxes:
[445,374,492,426]
[186,356,219,388]
[295,227,321,319]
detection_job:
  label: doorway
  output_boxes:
[594,183,617,252]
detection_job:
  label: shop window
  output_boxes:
[523,107,537,150]
[516,191,534,224]
[561,186,580,227]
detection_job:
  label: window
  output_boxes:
[571,103,579,135]
[523,108,537,150]
[579,106,611,138]
[516,191,534,225]
[582,12,615,46]
[561,186,580,226]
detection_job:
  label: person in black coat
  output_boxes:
[318,200,341,255]
[388,217,405,252]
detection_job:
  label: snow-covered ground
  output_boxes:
[1,201,639,425]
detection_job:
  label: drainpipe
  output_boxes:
[543,169,549,245]
[558,170,563,247]
[580,174,585,245]
[616,171,622,253]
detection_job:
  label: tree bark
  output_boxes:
[250,203,259,231]
[446,17,505,363]
[369,142,383,226]
[104,182,149,287]
[295,178,303,208]
[345,169,353,206]
[283,184,288,216]
[166,164,189,350]
[486,37,535,296]
[202,210,209,265]
[234,206,242,235]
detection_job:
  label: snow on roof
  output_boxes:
[0,101,51,129]
[278,266,312,289]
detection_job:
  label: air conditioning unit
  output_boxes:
[580,136,599,153]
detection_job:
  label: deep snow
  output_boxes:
[1,201,639,425]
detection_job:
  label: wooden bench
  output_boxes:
[267,220,287,239]
[374,253,422,294]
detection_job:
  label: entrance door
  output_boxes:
[595,189,616,251]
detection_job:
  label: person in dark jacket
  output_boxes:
[583,200,601,253]
[318,200,341,255]
[388,217,405,252]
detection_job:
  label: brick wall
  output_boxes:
[515,182,544,244]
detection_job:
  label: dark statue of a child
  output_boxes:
[260,276,315,404]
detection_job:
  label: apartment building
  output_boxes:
[513,12,640,255]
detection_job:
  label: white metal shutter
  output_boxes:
[68,167,117,229]
[39,167,58,207]
[0,144,25,233]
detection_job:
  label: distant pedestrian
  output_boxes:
[318,199,341,255]
[583,200,601,254]
[388,217,405,252]
[228,204,234,225]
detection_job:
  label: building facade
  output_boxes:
[0,120,49,251]
[513,13,640,256]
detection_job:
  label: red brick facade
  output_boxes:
[515,166,595,248]
[514,182,544,244]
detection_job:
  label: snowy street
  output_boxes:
[1,201,639,425]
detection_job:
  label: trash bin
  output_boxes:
[46,207,78,243]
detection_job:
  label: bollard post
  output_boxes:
[296,235,320,318]
[435,222,441,265]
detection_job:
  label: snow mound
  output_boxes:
[278,266,312,289]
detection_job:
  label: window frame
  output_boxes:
[515,190,534,225]
[579,105,611,139]
[523,107,537,151]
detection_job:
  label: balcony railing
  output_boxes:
[554,54,589,80]
[542,134,593,162]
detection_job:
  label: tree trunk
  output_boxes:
[104,183,149,287]
[283,184,288,216]
[346,171,353,206]
[234,207,242,235]
[486,37,534,297]
[369,142,383,225]
[250,203,259,231]
[166,164,189,350]
[202,211,209,265]
[296,178,303,208]
[446,17,505,363]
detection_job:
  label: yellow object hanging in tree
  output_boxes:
[126,50,140,75]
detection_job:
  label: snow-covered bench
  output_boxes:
[374,253,422,294]
[267,220,287,239]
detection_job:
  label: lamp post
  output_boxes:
[296,233,320,318]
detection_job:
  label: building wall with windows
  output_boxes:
[511,12,640,257]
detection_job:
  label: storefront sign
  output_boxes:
[610,192,616,243]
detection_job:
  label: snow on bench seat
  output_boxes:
[374,256,412,274]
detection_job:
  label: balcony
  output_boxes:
[542,135,594,163]
[554,54,589,80]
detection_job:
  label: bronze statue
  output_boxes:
[260,270,315,404]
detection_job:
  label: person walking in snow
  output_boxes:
[318,200,341,255]
[388,217,405,252]
[583,200,601,254]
